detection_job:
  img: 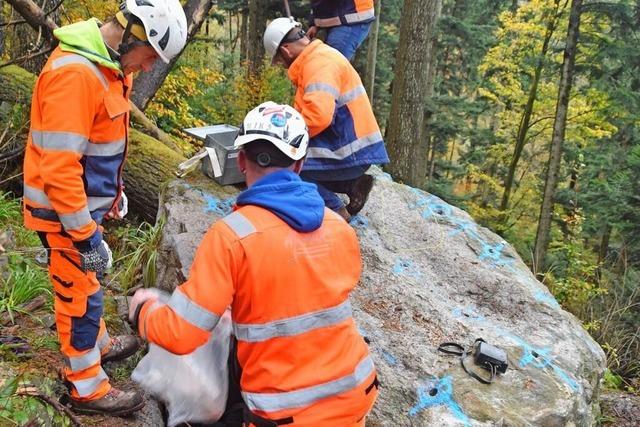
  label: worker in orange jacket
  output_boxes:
[129,102,379,426]
[263,18,389,222]
[22,0,187,416]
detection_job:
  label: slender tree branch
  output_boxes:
[0,0,64,27]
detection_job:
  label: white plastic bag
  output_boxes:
[132,306,232,426]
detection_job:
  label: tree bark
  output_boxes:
[385,0,442,187]
[533,0,582,277]
[246,0,267,77]
[131,0,214,110]
[124,129,186,222]
[500,0,562,212]
[364,0,381,103]
[239,6,248,63]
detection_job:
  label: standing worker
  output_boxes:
[22,0,187,416]
[263,18,389,221]
[307,0,375,60]
[129,102,379,426]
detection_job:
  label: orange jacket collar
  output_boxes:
[288,39,324,86]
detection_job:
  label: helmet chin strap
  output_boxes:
[117,19,135,57]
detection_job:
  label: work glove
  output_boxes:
[128,288,162,328]
[76,230,113,274]
[106,192,128,220]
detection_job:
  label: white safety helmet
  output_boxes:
[263,17,304,61]
[234,102,309,161]
[118,0,188,63]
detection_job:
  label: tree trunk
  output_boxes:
[385,0,442,187]
[500,0,561,211]
[239,7,248,63]
[131,0,214,110]
[124,129,186,222]
[533,0,582,277]
[246,0,267,77]
[364,0,381,102]
[0,64,185,221]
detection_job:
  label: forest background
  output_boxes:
[0,0,639,406]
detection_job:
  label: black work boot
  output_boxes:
[346,174,374,216]
[101,335,140,364]
[69,387,144,416]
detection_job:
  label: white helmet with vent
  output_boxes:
[234,102,309,161]
[121,0,187,63]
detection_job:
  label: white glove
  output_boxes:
[118,192,128,219]
[128,288,162,323]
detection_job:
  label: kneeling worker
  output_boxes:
[129,102,379,426]
[264,18,389,222]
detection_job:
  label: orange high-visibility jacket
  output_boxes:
[288,40,388,171]
[23,46,131,241]
[138,206,377,425]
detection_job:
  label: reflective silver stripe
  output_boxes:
[305,82,340,100]
[88,196,116,212]
[307,131,383,160]
[59,207,92,230]
[97,331,111,351]
[23,184,52,208]
[51,54,109,90]
[344,9,375,24]
[243,356,375,412]
[168,289,221,331]
[337,85,366,107]
[84,138,126,156]
[222,212,257,238]
[66,345,101,372]
[30,131,124,157]
[72,367,109,398]
[314,16,341,27]
[234,300,352,343]
[31,130,88,154]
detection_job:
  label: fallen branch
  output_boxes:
[5,0,58,44]
[17,390,83,427]
[0,294,47,325]
[0,0,65,27]
[129,101,181,152]
[0,47,54,69]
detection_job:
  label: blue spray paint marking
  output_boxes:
[349,214,369,229]
[534,291,561,308]
[379,348,398,366]
[498,329,580,392]
[409,376,470,426]
[392,257,423,278]
[203,194,235,216]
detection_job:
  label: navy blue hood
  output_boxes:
[236,169,325,232]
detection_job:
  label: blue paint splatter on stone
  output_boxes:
[534,291,561,308]
[392,257,423,278]
[409,376,470,426]
[203,194,235,216]
[379,348,398,366]
[349,214,369,230]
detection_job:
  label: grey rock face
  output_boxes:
[156,169,606,426]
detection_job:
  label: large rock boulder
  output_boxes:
[155,168,606,426]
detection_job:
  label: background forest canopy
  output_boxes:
[0,0,639,388]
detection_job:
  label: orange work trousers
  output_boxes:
[39,232,112,401]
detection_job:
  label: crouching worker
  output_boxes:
[129,102,379,426]
[22,0,187,416]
